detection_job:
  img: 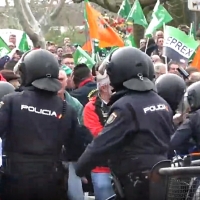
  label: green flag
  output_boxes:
[145,0,173,37]
[126,0,148,28]
[117,0,131,19]
[124,34,137,47]
[18,32,30,52]
[0,37,10,58]
[73,46,96,69]
[163,26,199,62]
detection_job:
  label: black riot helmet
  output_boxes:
[98,46,155,91]
[185,81,200,112]
[14,49,61,92]
[145,53,155,81]
[155,74,186,113]
[0,82,15,100]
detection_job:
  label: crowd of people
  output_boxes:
[0,24,200,200]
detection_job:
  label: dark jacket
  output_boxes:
[70,81,97,107]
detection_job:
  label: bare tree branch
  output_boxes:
[50,0,66,20]
[13,0,45,48]
[5,0,9,9]
[38,0,66,32]
[14,0,35,36]
[20,0,40,30]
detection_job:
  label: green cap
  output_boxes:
[61,65,72,75]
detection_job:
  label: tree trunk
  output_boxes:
[14,0,65,49]
[14,0,46,48]
[133,24,144,47]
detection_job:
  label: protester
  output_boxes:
[0,48,22,70]
[83,70,114,200]
[70,63,97,107]
[7,42,15,50]
[151,55,162,64]
[139,38,146,48]
[57,69,85,200]
[0,74,6,82]
[186,72,200,87]
[8,34,16,47]
[168,60,180,75]
[61,65,74,90]
[0,69,20,88]
[4,60,17,71]
[61,53,75,70]
[56,47,64,64]
[154,62,167,79]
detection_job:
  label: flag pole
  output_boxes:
[144,37,149,53]
[162,23,168,66]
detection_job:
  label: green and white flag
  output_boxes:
[124,34,137,47]
[145,0,173,37]
[126,0,148,28]
[118,0,131,19]
[163,26,199,63]
[0,37,10,58]
[18,32,30,52]
[73,46,96,69]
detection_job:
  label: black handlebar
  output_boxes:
[159,166,200,176]
[191,159,200,166]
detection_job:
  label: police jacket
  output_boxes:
[170,110,200,153]
[75,90,174,177]
[0,87,91,163]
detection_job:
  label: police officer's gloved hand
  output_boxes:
[173,113,188,126]
[81,177,88,184]
[73,162,88,183]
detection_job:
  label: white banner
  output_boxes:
[188,0,200,11]
[0,29,33,47]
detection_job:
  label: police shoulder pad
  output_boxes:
[106,112,117,125]
[0,101,4,109]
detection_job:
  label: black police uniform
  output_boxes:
[75,47,174,200]
[170,112,198,154]
[171,81,200,154]
[0,49,87,200]
[0,82,15,196]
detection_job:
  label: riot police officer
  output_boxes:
[155,74,186,114]
[75,47,174,200]
[0,82,15,101]
[171,81,200,153]
[0,49,88,200]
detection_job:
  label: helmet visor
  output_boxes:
[13,57,22,75]
[177,92,190,114]
[98,47,118,75]
[98,56,109,75]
